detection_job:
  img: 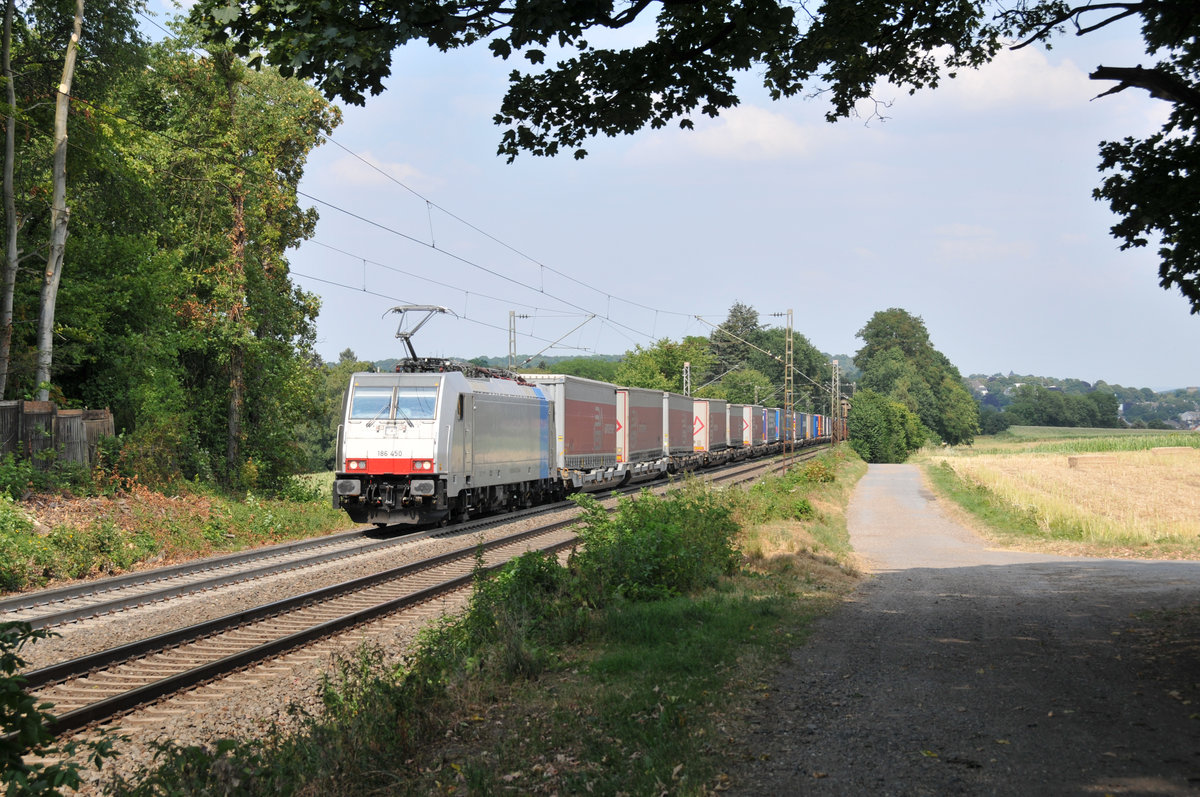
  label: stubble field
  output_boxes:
[925,427,1200,558]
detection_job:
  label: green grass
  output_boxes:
[936,426,1200,457]
[923,460,1047,545]
[0,481,353,594]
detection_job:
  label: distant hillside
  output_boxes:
[968,372,1200,429]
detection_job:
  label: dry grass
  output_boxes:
[928,447,1200,552]
[738,452,867,583]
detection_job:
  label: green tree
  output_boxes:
[938,375,980,445]
[854,309,976,445]
[615,336,713,394]
[848,389,924,464]
[105,29,340,488]
[193,0,1200,310]
[716,367,775,406]
[977,404,1013,435]
[709,302,761,378]
[551,356,619,382]
[1005,384,1121,429]
[859,347,935,420]
[0,0,146,400]
[297,348,371,471]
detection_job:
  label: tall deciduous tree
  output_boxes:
[191,0,1200,311]
[855,308,978,445]
[848,388,925,464]
[34,0,84,401]
[0,0,145,400]
[0,0,20,397]
[117,31,340,487]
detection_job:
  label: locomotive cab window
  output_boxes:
[349,386,394,420]
[395,387,438,420]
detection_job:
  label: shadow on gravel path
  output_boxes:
[730,464,1200,796]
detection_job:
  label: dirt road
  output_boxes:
[731,464,1200,795]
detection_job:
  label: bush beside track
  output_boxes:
[97,447,865,796]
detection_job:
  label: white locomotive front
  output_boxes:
[333,370,559,526]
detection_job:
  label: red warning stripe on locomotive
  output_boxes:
[343,458,435,475]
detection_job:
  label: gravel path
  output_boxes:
[731,463,1200,796]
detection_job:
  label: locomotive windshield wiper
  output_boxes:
[396,407,415,428]
[365,402,392,428]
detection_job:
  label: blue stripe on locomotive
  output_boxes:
[532,385,550,479]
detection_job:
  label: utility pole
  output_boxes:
[508,311,529,369]
[831,359,841,443]
[784,309,794,463]
[683,361,691,396]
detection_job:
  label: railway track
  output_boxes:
[1,446,821,630]
[0,494,604,630]
[11,447,823,739]
[22,522,579,737]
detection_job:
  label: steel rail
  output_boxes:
[21,520,577,691]
[0,527,372,613]
[43,534,577,737]
[1,501,571,628]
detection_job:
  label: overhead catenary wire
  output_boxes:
[136,13,718,335]
[67,17,833,371]
[291,271,590,352]
[694,315,834,395]
[58,87,661,349]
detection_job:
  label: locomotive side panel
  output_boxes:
[468,391,552,485]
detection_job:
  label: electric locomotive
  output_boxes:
[333,366,559,526]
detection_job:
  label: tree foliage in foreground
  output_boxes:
[192,0,1200,311]
[0,11,339,491]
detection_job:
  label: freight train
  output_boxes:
[332,359,841,527]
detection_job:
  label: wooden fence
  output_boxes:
[0,401,114,467]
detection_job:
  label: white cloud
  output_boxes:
[627,105,817,162]
[319,152,439,193]
[889,46,1092,115]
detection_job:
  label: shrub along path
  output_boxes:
[729,464,1200,794]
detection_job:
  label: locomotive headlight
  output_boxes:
[346,459,367,471]
[414,460,433,471]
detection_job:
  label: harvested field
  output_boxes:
[930,447,1200,548]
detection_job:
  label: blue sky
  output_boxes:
[157,5,1198,390]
